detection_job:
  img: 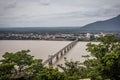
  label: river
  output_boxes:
[0,40,96,66]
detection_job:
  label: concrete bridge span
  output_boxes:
[42,39,78,66]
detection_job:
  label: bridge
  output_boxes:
[42,39,78,66]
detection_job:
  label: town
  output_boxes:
[0,32,120,41]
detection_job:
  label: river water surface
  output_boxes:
[0,40,96,66]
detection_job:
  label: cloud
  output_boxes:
[0,0,120,27]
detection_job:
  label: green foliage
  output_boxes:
[34,67,66,80]
[27,59,43,73]
[0,50,36,79]
[1,50,34,73]
[58,60,87,80]
[0,63,15,75]
[0,50,67,80]
[85,35,120,80]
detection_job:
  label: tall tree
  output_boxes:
[85,35,120,80]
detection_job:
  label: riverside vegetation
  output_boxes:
[0,35,120,80]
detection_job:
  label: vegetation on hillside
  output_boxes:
[0,35,120,80]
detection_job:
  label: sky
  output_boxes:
[0,0,120,27]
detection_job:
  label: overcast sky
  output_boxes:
[0,0,120,27]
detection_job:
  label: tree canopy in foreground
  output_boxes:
[85,35,120,80]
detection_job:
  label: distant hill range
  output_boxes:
[0,15,120,33]
[80,15,120,32]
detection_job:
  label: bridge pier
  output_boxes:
[56,54,59,61]
[48,55,53,66]
[69,46,71,49]
[61,51,63,56]
[48,59,52,66]
[64,49,67,53]
[67,47,69,51]
[71,45,73,48]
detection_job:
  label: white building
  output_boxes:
[86,33,91,39]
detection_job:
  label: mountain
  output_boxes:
[80,15,120,32]
[0,15,120,33]
[0,27,80,33]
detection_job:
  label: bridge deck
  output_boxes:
[42,39,78,65]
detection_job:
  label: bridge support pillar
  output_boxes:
[64,49,66,54]
[48,55,53,66]
[61,52,63,56]
[48,59,52,66]
[69,45,71,49]
[56,55,59,60]
[71,45,73,48]
[67,47,69,51]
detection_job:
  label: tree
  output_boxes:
[0,50,35,79]
[1,50,34,73]
[34,67,67,80]
[25,59,44,79]
[85,35,120,80]
[0,63,15,77]
[0,50,67,80]
[58,59,87,80]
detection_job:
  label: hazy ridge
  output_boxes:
[0,15,120,33]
